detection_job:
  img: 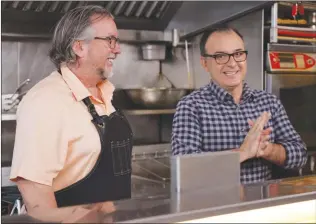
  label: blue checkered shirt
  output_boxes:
[171,81,307,184]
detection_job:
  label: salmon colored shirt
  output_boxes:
[10,65,116,191]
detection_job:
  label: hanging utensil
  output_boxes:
[154,61,175,89]
[185,40,193,89]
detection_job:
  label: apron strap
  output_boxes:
[82,97,104,127]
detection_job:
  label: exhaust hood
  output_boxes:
[1,1,183,39]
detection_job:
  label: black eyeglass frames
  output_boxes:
[203,50,248,65]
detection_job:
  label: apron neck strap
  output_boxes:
[82,97,104,126]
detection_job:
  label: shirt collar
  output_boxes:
[241,82,254,103]
[207,81,254,103]
[208,81,229,102]
[60,64,115,102]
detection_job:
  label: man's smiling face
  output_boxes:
[201,30,247,91]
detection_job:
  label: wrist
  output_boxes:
[271,143,286,166]
[259,143,286,166]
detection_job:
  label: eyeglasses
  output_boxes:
[203,50,248,65]
[94,36,120,49]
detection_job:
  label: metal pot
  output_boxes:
[141,44,166,60]
[124,88,193,109]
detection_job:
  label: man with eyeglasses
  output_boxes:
[171,26,307,184]
[10,5,132,217]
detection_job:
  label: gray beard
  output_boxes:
[97,68,114,80]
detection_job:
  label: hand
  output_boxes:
[239,112,271,161]
[248,119,273,158]
[247,118,286,165]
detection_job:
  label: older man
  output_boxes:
[10,5,132,212]
[171,26,307,184]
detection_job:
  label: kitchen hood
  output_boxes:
[1,1,183,39]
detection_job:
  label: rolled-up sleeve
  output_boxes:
[273,99,307,169]
[171,99,202,155]
[10,91,69,186]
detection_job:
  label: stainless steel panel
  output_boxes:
[265,73,316,98]
[1,167,16,187]
[170,184,240,213]
[171,151,240,193]
[1,121,17,168]
[1,42,19,94]
[18,41,56,92]
[169,150,241,213]
[167,1,271,38]
[268,43,316,53]
[270,2,278,43]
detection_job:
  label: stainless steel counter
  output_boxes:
[2,175,316,223]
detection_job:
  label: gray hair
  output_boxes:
[49,5,114,68]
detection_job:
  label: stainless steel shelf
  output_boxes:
[123,109,176,115]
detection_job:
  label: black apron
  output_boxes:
[54,97,133,207]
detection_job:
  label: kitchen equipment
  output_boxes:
[267,51,316,73]
[3,79,31,112]
[3,91,28,112]
[155,61,175,89]
[172,29,180,47]
[266,44,316,153]
[131,148,171,199]
[141,44,166,60]
[1,186,22,216]
[5,79,30,102]
[124,88,192,109]
[185,40,193,89]
[124,60,193,109]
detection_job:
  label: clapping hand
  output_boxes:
[239,112,271,160]
[248,118,273,158]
